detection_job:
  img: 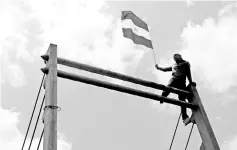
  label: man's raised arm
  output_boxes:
[155,64,172,72]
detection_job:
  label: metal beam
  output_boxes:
[43,44,57,150]
[56,57,190,96]
[45,69,196,109]
[187,85,220,150]
[200,142,205,150]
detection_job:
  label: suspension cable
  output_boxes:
[28,95,45,150]
[21,74,45,150]
[168,113,181,150]
[36,129,44,150]
[184,122,195,150]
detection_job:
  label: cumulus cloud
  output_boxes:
[153,2,237,94]
[222,136,237,150]
[218,2,237,17]
[0,0,148,87]
[0,0,36,88]
[33,0,147,74]
[6,64,26,87]
[0,0,36,63]
[1,60,26,88]
[185,0,194,7]
[151,2,237,114]
[0,0,149,149]
[0,64,2,103]
[0,106,72,150]
[180,6,237,93]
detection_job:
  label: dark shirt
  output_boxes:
[163,61,191,84]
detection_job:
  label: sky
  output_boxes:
[1,0,237,150]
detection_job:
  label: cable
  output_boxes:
[21,74,45,150]
[184,122,195,150]
[28,95,45,150]
[168,113,181,150]
[36,129,44,150]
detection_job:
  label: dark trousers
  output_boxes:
[162,80,189,120]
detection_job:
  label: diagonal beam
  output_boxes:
[55,57,190,96]
[41,68,196,109]
[188,85,220,150]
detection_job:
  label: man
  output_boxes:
[155,54,194,125]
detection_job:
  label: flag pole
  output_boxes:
[148,27,157,66]
[151,47,157,65]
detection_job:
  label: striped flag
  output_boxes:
[121,11,153,49]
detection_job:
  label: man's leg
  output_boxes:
[179,97,189,120]
[160,90,170,103]
[179,93,190,125]
[160,81,174,104]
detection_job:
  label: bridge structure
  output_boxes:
[36,43,219,150]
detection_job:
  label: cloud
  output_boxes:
[6,64,26,88]
[33,0,147,74]
[153,2,237,93]
[218,2,237,17]
[180,4,237,93]
[185,0,194,7]
[0,0,36,88]
[0,106,72,150]
[222,136,237,150]
[0,0,149,149]
[0,63,2,103]
[0,0,148,87]
[1,54,26,87]
[151,2,237,114]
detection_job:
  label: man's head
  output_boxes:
[173,53,183,63]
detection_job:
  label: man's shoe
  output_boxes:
[183,117,191,126]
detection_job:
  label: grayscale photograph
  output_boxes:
[1,0,237,150]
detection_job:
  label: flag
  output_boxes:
[121,11,153,49]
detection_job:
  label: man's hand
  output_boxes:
[155,64,160,70]
[155,64,172,72]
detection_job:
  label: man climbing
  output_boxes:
[155,54,194,125]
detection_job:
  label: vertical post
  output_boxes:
[44,44,57,150]
[187,84,220,150]
[200,142,205,150]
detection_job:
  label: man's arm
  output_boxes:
[155,64,172,72]
[177,61,188,66]
[186,62,193,83]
